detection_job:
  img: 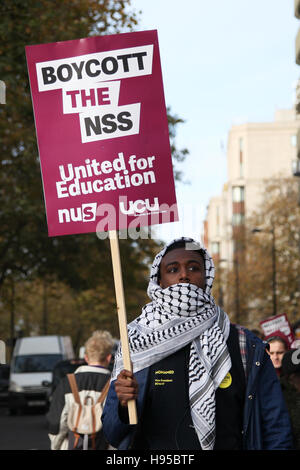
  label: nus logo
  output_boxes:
[58,203,97,223]
[119,197,159,215]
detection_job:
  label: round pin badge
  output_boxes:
[219,372,232,389]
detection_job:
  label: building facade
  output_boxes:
[204,109,300,265]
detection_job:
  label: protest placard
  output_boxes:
[260,313,295,348]
[26,30,178,424]
[25,30,178,237]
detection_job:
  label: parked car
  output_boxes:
[0,364,10,406]
[9,335,74,414]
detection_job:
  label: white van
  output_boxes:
[9,335,74,414]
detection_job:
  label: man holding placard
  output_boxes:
[26,31,292,451]
[102,237,293,450]
[25,30,178,425]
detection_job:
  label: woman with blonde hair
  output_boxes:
[47,330,114,450]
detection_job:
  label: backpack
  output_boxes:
[67,373,110,450]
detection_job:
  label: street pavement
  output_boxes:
[0,406,51,450]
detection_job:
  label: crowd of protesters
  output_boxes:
[47,238,300,451]
[251,323,300,450]
[101,238,297,451]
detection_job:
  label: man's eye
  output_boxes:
[188,265,200,271]
[167,267,177,273]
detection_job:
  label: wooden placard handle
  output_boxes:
[109,230,138,425]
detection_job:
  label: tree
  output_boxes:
[0,0,139,288]
[0,1,188,347]
[0,0,187,291]
[167,107,189,183]
[221,178,300,330]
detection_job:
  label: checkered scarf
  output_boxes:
[113,237,231,450]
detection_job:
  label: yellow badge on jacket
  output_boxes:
[219,372,232,389]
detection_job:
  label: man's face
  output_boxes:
[268,340,286,369]
[159,247,206,289]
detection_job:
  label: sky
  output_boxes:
[129,0,300,243]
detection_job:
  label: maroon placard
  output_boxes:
[26,30,178,237]
[260,313,295,348]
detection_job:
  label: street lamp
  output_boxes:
[252,226,277,316]
[217,258,227,308]
[233,248,241,322]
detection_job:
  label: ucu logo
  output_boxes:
[119,197,159,215]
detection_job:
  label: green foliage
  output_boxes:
[167,107,189,183]
[0,0,140,287]
[0,1,187,349]
[222,178,300,330]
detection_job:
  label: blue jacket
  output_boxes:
[102,328,293,450]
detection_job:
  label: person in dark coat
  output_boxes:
[47,330,113,450]
[102,237,293,450]
[265,333,289,378]
[280,349,300,450]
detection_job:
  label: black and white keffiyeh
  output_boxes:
[113,237,231,450]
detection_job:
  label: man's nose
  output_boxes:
[179,268,190,282]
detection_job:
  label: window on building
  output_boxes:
[216,206,220,236]
[232,186,245,202]
[211,242,220,255]
[291,135,297,147]
[239,137,244,178]
[232,213,245,226]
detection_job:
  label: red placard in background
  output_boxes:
[260,313,295,348]
[26,30,178,237]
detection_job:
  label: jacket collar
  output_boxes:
[74,364,111,374]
